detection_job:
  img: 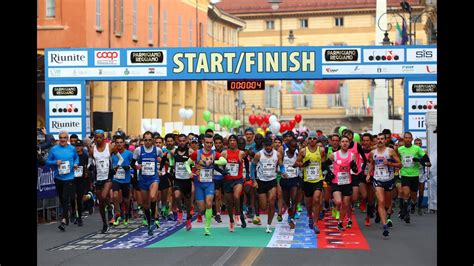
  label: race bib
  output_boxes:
[74,166,83,177]
[402,155,414,168]
[59,161,71,175]
[262,163,276,178]
[200,168,213,182]
[337,172,350,185]
[142,161,156,176]
[96,159,110,181]
[115,167,126,180]
[226,163,239,176]
[286,166,297,178]
[307,163,320,181]
[175,162,189,179]
[375,166,390,181]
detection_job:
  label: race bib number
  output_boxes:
[226,163,239,176]
[200,168,213,182]
[286,166,297,178]
[175,162,189,179]
[307,163,320,180]
[59,161,71,175]
[402,155,414,168]
[96,159,109,181]
[262,163,276,178]
[74,166,83,177]
[375,166,390,181]
[337,172,350,185]
[142,161,156,176]
[115,168,126,180]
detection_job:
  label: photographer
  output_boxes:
[37,127,56,166]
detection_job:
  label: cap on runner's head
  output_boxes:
[191,137,199,143]
[318,135,328,142]
[70,134,79,139]
[263,137,273,146]
[308,131,318,139]
[245,127,255,134]
[73,139,84,146]
[95,129,105,135]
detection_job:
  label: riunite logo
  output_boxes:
[48,51,88,66]
[51,121,80,129]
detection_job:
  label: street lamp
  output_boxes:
[234,98,239,120]
[251,104,256,114]
[241,100,246,129]
[287,30,295,44]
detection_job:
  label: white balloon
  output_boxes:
[179,108,187,119]
[150,125,158,133]
[269,115,278,124]
[271,122,280,134]
[186,109,193,119]
[143,120,152,131]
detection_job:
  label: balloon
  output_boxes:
[207,121,215,131]
[218,116,226,127]
[289,120,296,129]
[203,110,211,122]
[280,122,288,133]
[233,120,241,129]
[261,123,267,131]
[269,115,278,124]
[223,115,231,128]
[271,122,281,134]
[186,109,193,119]
[229,118,234,128]
[264,115,270,124]
[179,108,187,119]
[249,114,257,125]
[338,126,348,136]
[256,115,264,126]
[256,128,265,136]
[199,125,207,134]
[353,133,361,142]
[294,114,302,123]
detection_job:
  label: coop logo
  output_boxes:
[94,50,120,66]
[48,51,88,66]
[364,49,404,62]
[406,48,437,62]
[50,102,81,116]
[325,67,339,73]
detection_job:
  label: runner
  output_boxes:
[398,132,431,224]
[72,139,91,226]
[296,131,326,234]
[222,134,247,231]
[46,130,79,231]
[414,138,428,215]
[185,134,227,236]
[280,138,300,229]
[213,134,225,224]
[252,137,284,233]
[326,133,340,219]
[367,133,401,237]
[169,134,194,231]
[273,135,285,222]
[132,131,163,236]
[327,136,358,231]
[111,135,134,226]
[159,133,175,221]
[360,133,376,226]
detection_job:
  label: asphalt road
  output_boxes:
[38,207,436,266]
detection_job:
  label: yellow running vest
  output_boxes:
[303,146,323,183]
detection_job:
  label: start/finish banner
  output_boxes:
[45,46,436,81]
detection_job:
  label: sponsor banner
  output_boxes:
[408,98,437,113]
[408,81,437,97]
[47,67,167,78]
[94,50,121,66]
[127,50,167,65]
[37,166,57,200]
[49,101,82,116]
[322,64,436,75]
[406,48,437,62]
[48,84,82,100]
[408,115,426,130]
[363,48,405,63]
[322,48,361,64]
[49,117,82,133]
[47,50,88,66]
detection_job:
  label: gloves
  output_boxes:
[412,157,420,163]
[324,171,334,183]
[303,160,311,167]
[350,160,358,173]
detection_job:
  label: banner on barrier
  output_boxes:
[37,166,57,200]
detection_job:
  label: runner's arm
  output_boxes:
[185,158,194,174]
[214,156,227,166]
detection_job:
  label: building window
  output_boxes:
[46,0,55,17]
[177,16,182,47]
[299,19,308,28]
[265,86,279,108]
[189,19,193,47]
[335,17,344,27]
[148,5,153,45]
[96,0,101,30]
[163,10,167,47]
[266,20,275,30]
[292,95,312,108]
[132,0,137,39]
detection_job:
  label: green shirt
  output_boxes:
[398,145,425,177]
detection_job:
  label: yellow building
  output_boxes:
[216,0,437,133]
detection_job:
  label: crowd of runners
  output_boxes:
[43,126,431,238]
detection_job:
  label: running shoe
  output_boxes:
[58,221,66,231]
[197,213,203,223]
[347,219,353,228]
[235,215,241,226]
[295,212,301,219]
[215,214,222,223]
[383,224,389,237]
[155,219,160,228]
[186,219,192,231]
[204,227,211,236]
[277,214,283,222]
[335,210,340,220]
[313,225,320,234]
[229,222,235,232]
[337,221,345,231]
[253,217,262,225]
[240,213,247,228]
[297,203,303,213]
[123,217,129,226]
[113,215,121,226]
[101,224,109,234]
[178,212,183,223]
[387,218,393,227]
[365,217,371,226]
[287,215,292,224]
[319,210,325,220]
[360,201,366,213]
[289,219,295,229]
[147,225,154,236]
[332,208,337,218]
[308,218,314,229]
[71,215,77,225]
[142,218,148,226]
[77,218,83,227]
[266,225,272,233]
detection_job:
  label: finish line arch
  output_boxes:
[44,45,436,139]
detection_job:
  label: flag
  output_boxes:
[395,20,409,45]
[401,20,409,45]
[366,92,371,115]
[362,93,366,114]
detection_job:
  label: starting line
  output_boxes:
[49,209,369,251]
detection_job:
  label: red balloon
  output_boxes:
[256,115,264,126]
[294,114,302,123]
[262,123,267,131]
[264,114,270,124]
[249,115,257,125]
[289,120,296,129]
[279,122,287,133]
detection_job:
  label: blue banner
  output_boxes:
[37,166,57,200]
